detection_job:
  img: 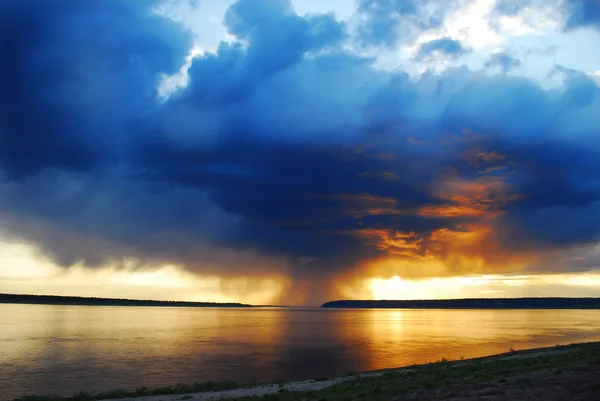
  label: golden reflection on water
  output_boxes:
[325,308,600,372]
[2,304,600,399]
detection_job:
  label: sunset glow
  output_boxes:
[4,2,600,400]
[367,274,600,301]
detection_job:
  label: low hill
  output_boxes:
[0,293,252,308]
[321,298,600,309]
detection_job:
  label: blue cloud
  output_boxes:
[484,53,522,73]
[1,0,600,291]
[356,0,458,48]
[416,37,467,60]
[356,0,418,47]
[565,0,600,29]
[171,0,346,111]
[495,0,600,30]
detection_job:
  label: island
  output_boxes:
[321,297,600,309]
[0,293,252,308]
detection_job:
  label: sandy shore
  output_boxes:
[96,342,600,401]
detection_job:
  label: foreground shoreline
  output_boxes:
[16,341,600,401]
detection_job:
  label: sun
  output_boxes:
[369,275,411,300]
[389,275,403,289]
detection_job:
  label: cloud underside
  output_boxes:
[1,0,600,304]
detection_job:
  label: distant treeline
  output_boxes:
[322,298,600,309]
[0,293,252,308]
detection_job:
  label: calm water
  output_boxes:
[2,304,600,399]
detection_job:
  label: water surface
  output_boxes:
[2,304,600,399]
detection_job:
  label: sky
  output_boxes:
[1,0,600,306]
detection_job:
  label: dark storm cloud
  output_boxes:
[138,134,459,268]
[0,0,190,178]
[1,0,600,285]
[0,172,240,268]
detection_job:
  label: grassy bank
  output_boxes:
[14,342,600,401]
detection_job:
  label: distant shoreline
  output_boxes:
[0,293,253,308]
[5,294,600,310]
[321,297,600,309]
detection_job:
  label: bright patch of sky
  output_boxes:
[0,240,284,304]
[4,240,600,303]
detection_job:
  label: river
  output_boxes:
[2,304,600,399]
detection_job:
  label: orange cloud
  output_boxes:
[339,166,537,283]
[349,223,540,285]
[417,205,493,218]
[358,171,398,180]
[424,224,537,273]
[319,193,398,205]
[321,136,539,300]
[348,229,421,255]
[418,172,525,222]
[318,193,409,219]
[415,171,537,276]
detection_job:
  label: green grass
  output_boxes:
[14,342,600,401]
